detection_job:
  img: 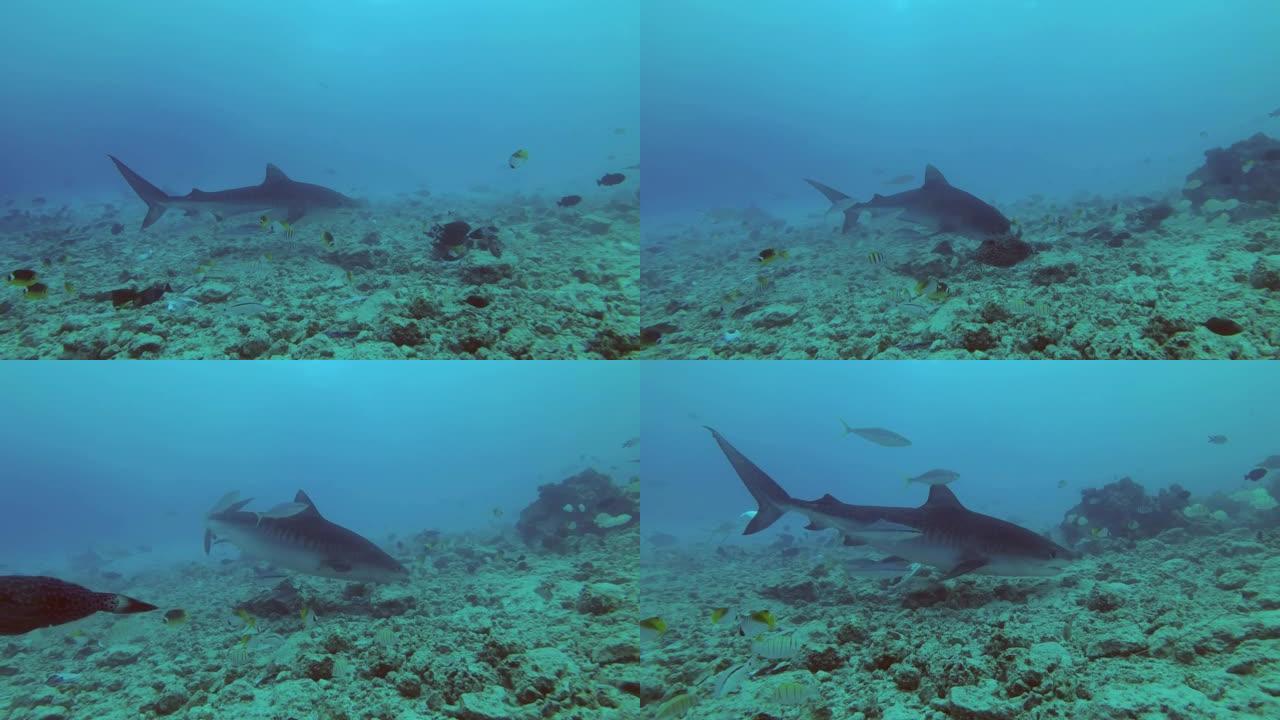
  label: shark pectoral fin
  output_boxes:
[841,210,859,234]
[803,520,826,531]
[211,212,225,222]
[203,529,214,555]
[286,206,305,224]
[940,557,988,580]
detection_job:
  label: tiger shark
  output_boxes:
[805,164,1012,240]
[204,490,408,584]
[706,427,1072,579]
[108,155,359,230]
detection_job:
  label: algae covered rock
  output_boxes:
[516,469,638,552]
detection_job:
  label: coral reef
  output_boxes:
[1059,476,1191,545]
[516,469,639,553]
[0,189,638,359]
[639,485,1280,719]
[1182,133,1280,210]
[0,525,639,719]
[641,154,1280,359]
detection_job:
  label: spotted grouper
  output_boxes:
[0,575,158,635]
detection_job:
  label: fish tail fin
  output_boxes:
[704,427,790,535]
[107,155,171,230]
[839,418,854,435]
[904,476,912,487]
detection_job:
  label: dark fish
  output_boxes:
[622,436,640,448]
[0,575,158,635]
[1204,317,1243,336]
[135,282,171,307]
[110,288,139,307]
[6,269,37,286]
[557,195,583,207]
[1199,130,1209,138]
[648,532,679,547]
[1208,435,1228,445]
[597,173,626,187]
[1245,468,1267,482]
[100,571,123,580]
[1269,108,1280,118]
[887,174,915,185]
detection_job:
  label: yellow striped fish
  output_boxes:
[654,692,696,719]
[1008,298,1052,318]
[771,681,814,705]
[751,633,803,660]
[867,250,882,264]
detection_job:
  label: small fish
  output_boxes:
[300,606,316,629]
[1208,435,1229,445]
[622,436,640,448]
[613,128,627,135]
[771,681,815,705]
[710,607,729,624]
[557,195,582,207]
[1205,316,1244,335]
[322,231,334,247]
[739,609,776,638]
[345,270,354,285]
[1243,160,1256,173]
[374,625,395,647]
[509,149,529,169]
[235,608,256,630]
[905,469,959,487]
[1057,480,1068,489]
[751,633,802,660]
[23,283,49,300]
[162,609,187,626]
[8,269,38,287]
[227,642,251,667]
[280,223,294,239]
[654,693,696,719]
[492,507,503,518]
[711,661,752,698]
[639,616,667,641]
[1199,130,1209,138]
[887,174,914,185]
[1245,467,1267,482]
[63,281,75,294]
[46,672,80,686]
[756,275,772,287]
[1009,297,1052,318]
[259,214,271,229]
[840,420,911,447]
[597,172,626,186]
[755,248,788,264]
[867,250,882,264]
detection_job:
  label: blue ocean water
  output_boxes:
[0,0,638,202]
[0,361,639,573]
[642,361,1280,542]
[641,0,1280,223]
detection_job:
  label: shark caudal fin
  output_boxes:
[804,179,862,233]
[705,427,791,534]
[107,155,173,230]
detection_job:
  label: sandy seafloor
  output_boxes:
[0,526,640,720]
[638,514,1280,718]
[639,195,1280,360]
[0,188,638,359]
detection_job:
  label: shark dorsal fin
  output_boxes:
[264,164,290,185]
[293,490,322,516]
[816,493,843,506]
[924,485,964,509]
[922,165,949,189]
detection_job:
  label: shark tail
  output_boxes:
[803,178,862,233]
[839,418,855,435]
[705,427,791,535]
[107,155,171,230]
